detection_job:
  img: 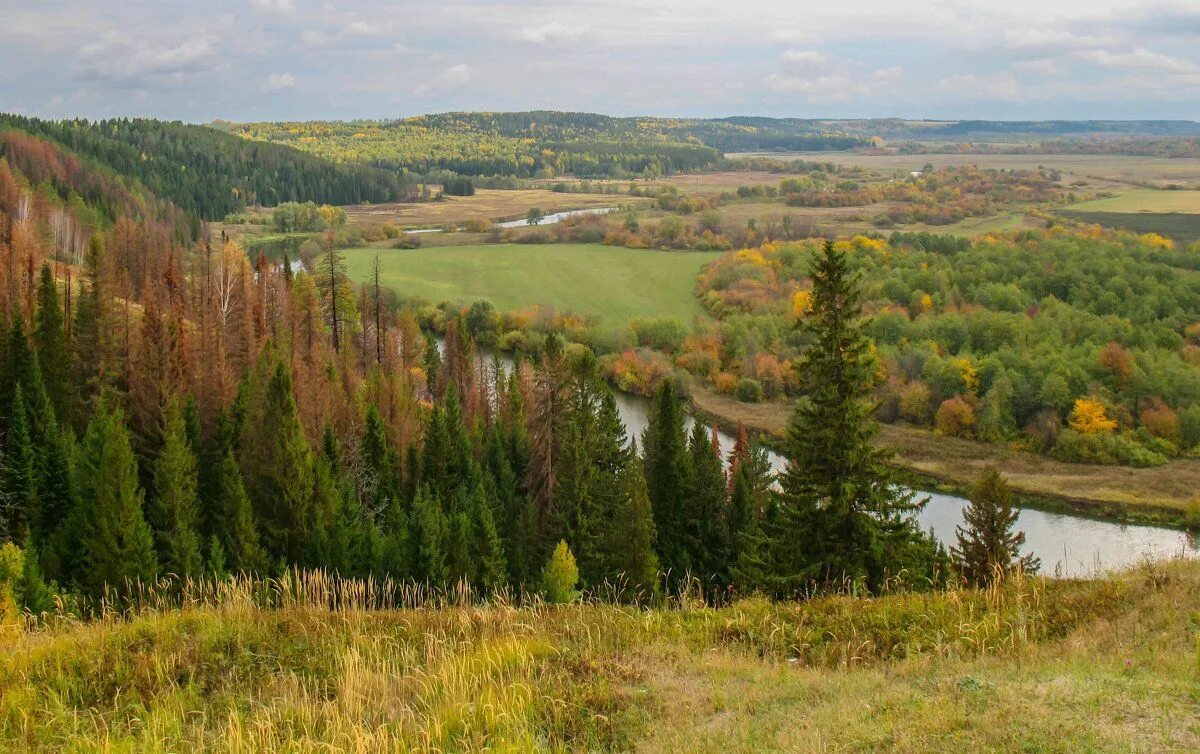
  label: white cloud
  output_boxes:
[343,21,384,37]
[250,0,295,13]
[1076,48,1197,73]
[1016,58,1063,76]
[519,22,585,46]
[780,49,828,68]
[262,72,296,92]
[76,32,218,83]
[413,63,472,95]
[764,51,900,102]
[938,72,1024,101]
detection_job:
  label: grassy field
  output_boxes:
[731,151,1200,188]
[2,562,1197,751]
[342,244,722,325]
[1058,211,1200,247]
[692,388,1200,523]
[1063,189,1200,213]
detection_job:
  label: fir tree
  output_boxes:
[411,485,448,585]
[952,469,1040,585]
[239,361,315,564]
[75,399,157,598]
[470,483,507,590]
[604,455,659,601]
[685,419,730,591]
[767,240,939,594]
[33,263,70,426]
[148,405,204,578]
[208,445,267,574]
[642,380,691,586]
[0,386,35,544]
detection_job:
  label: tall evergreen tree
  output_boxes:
[764,240,939,594]
[75,399,157,598]
[469,483,507,590]
[685,420,730,591]
[34,265,70,423]
[148,405,204,578]
[410,485,448,585]
[0,386,35,544]
[642,380,691,586]
[603,454,659,601]
[206,436,267,575]
[952,469,1040,585]
[239,361,315,564]
[72,235,113,427]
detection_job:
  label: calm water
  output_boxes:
[610,386,1196,578]
[496,207,617,228]
[459,347,1197,578]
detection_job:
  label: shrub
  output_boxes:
[1050,429,1168,467]
[935,396,976,438]
[391,234,422,249]
[735,378,763,403]
[541,541,580,604]
[899,381,934,424]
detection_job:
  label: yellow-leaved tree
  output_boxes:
[1068,397,1117,434]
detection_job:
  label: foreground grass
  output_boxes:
[1,562,1198,751]
[693,387,1200,523]
[342,243,722,326]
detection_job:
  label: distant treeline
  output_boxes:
[0,114,408,221]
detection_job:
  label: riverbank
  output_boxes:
[690,388,1200,530]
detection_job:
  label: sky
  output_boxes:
[2,0,1200,122]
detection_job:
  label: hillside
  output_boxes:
[1,560,1196,751]
[0,114,406,221]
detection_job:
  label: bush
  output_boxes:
[899,381,933,424]
[1050,429,1168,467]
[935,396,976,438]
[735,378,764,403]
[541,541,580,604]
[391,234,422,249]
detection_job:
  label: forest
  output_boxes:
[0,115,407,226]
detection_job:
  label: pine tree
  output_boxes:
[0,385,35,544]
[316,236,351,352]
[209,445,267,574]
[148,405,204,578]
[768,240,939,594]
[685,419,730,591]
[33,264,70,427]
[604,455,659,601]
[72,235,114,427]
[239,361,315,564]
[469,483,507,590]
[952,469,1040,585]
[446,493,474,586]
[75,399,157,598]
[411,485,448,585]
[0,313,35,428]
[642,380,691,586]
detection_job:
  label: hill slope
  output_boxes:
[2,561,1196,751]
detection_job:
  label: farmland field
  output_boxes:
[341,243,721,324]
[731,151,1200,188]
[1061,188,1200,213]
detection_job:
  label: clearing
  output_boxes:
[341,243,722,325]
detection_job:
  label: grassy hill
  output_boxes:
[342,244,722,326]
[1,561,1197,751]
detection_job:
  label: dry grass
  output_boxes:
[692,387,1200,520]
[1064,189,1200,213]
[2,563,1196,752]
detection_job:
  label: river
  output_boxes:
[605,379,1196,578]
[455,346,1197,578]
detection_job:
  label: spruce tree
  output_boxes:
[34,265,71,426]
[768,240,939,594]
[411,485,449,585]
[604,455,659,601]
[208,446,267,574]
[75,400,157,598]
[148,405,204,578]
[469,483,507,591]
[0,386,35,544]
[239,361,315,564]
[952,469,1040,585]
[685,419,730,591]
[642,380,691,586]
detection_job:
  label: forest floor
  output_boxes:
[692,388,1200,526]
[2,561,1197,751]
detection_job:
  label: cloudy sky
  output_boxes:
[3,0,1199,122]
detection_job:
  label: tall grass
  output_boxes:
[0,564,1156,752]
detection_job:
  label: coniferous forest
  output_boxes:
[0,122,958,614]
